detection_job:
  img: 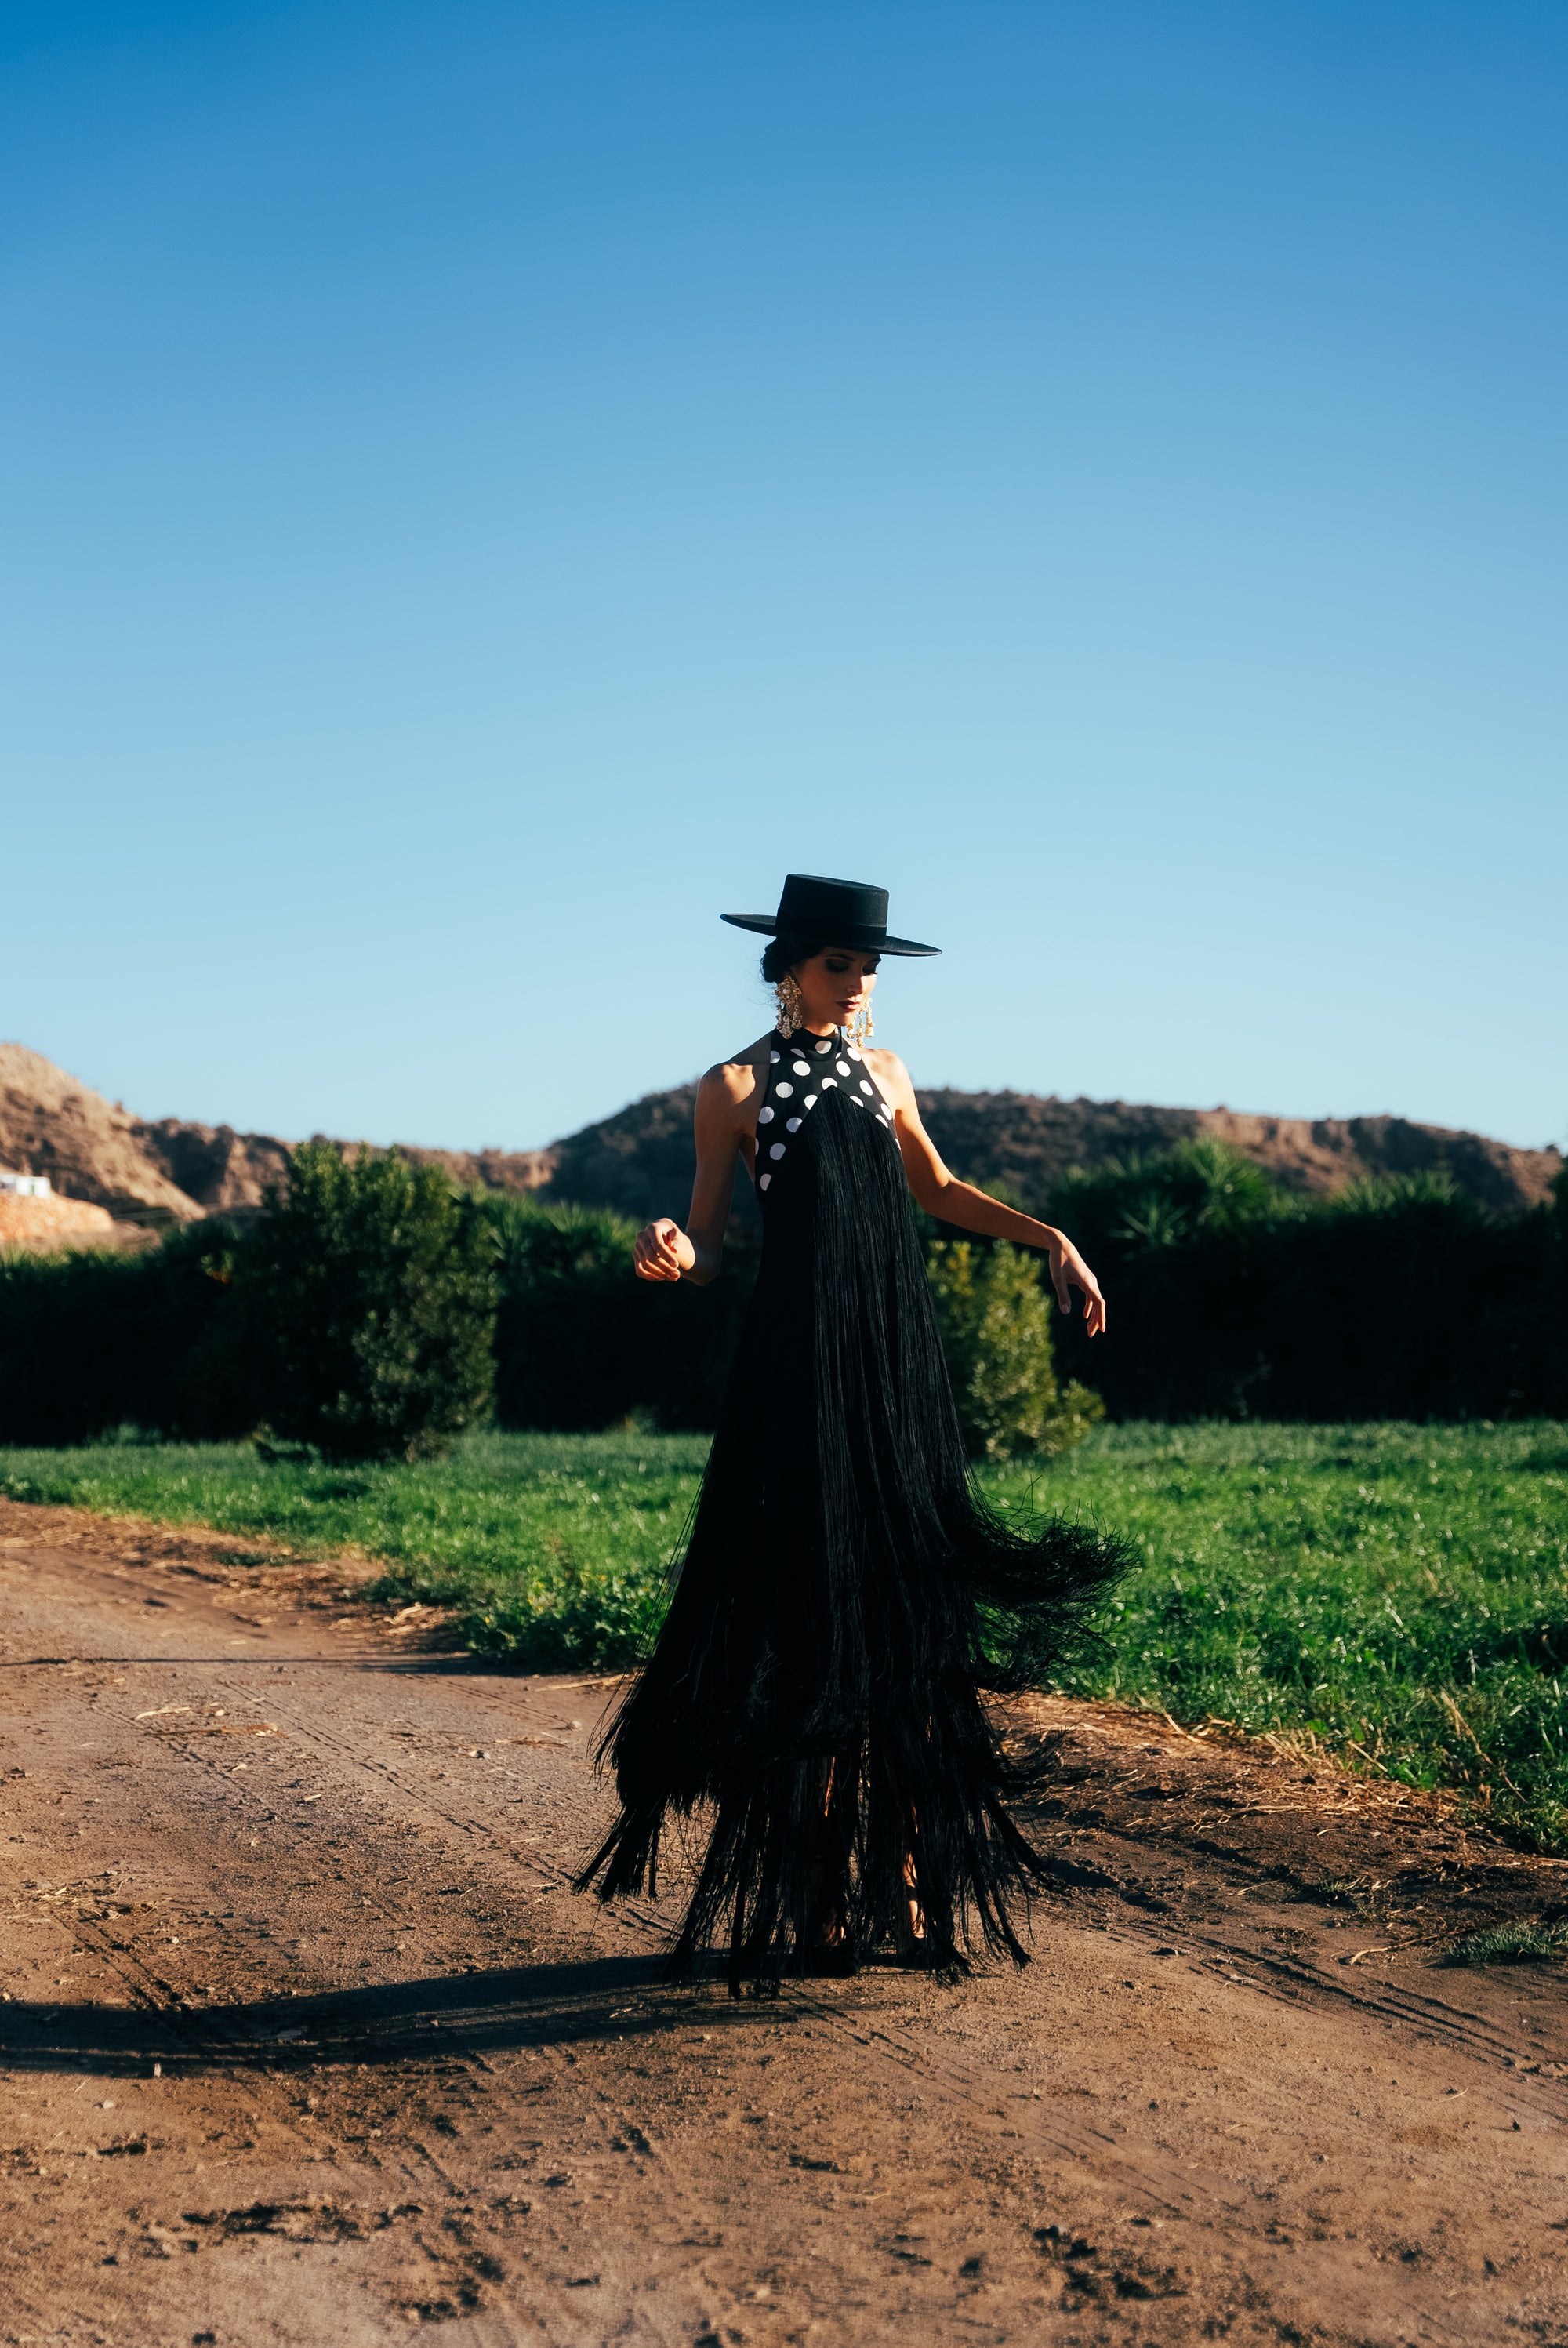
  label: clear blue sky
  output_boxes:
[3,1,1563,1154]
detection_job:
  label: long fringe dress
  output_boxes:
[575,1026,1131,1988]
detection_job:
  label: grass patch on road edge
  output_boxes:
[0,1430,707,1673]
[1439,1920,1568,1966]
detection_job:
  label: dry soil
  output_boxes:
[2,1500,1566,2348]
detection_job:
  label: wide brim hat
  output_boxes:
[721,872,940,957]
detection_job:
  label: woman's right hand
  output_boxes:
[633,1218,695,1282]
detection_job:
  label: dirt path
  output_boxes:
[2,1503,1567,2348]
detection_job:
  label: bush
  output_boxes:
[239,1146,495,1462]
[487,1196,646,1431]
[0,1222,252,1445]
[0,1248,147,1445]
[926,1237,1103,1461]
[485,1193,761,1434]
[1048,1141,1568,1423]
[2,1130,1559,1452]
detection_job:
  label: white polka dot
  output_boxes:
[814,1038,831,1053]
[786,1116,801,1131]
[804,1093,817,1108]
[775,1081,793,1098]
[759,1172,771,1190]
[769,1051,780,1063]
[757,1106,774,1124]
[792,1060,809,1075]
[859,1079,873,1095]
[769,1143,786,1160]
[822,1077,837,1089]
[849,1096,863,1107]
[836,1059,850,1074]
[847,1045,862,1061]
[879,1104,892,1119]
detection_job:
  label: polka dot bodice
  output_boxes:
[753,1027,897,1201]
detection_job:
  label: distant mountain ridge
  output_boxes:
[511,1083,1563,1224]
[0,1043,1558,1241]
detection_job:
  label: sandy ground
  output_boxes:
[2,1502,1567,2348]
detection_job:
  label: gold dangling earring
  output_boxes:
[775,972,804,1038]
[848,999,875,1049]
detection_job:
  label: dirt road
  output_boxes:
[2,1503,1566,2348]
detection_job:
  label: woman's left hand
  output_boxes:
[1047,1236,1108,1337]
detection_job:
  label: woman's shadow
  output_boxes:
[0,1950,763,2078]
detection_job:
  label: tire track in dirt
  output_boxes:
[5,1519,1568,2346]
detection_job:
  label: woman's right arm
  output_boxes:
[631,1064,749,1288]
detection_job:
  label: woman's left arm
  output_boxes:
[871,1050,1109,1338]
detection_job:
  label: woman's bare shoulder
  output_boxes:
[696,1037,773,1108]
[864,1045,915,1099]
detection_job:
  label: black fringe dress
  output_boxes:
[576,1026,1129,1987]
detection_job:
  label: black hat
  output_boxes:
[720,873,940,958]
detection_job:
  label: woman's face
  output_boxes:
[791,946,880,1032]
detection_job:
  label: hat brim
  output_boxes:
[720,913,940,958]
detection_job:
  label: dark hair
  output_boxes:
[759,935,824,984]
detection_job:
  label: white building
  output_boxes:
[0,1172,53,1198]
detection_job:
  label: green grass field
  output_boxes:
[3,1421,1566,1849]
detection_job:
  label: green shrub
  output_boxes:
[0,1248,147,1444]
[460,1556,670,1672]
[486,1196,644,1431]
[0,1223,252,1445]
[926,1237,1103,1461]
[240,1146,495,1462]
[1048,1140,1568,1422]
[484,1192,762,1433]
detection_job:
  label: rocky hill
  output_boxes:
[0,1045,206,1226]
[516,1085,1563,1225]
[911,1094,1561,1222]
[1,1042,1559,1245]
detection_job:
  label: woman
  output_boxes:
[576,874,1130,1989]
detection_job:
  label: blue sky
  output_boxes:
[2,1,1563,1154]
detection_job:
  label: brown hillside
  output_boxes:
[396,1143,557,1198]
[0,1191,145,1255]
[1196,1107,1553,1214]
[519,1085,1563,1225]
[134,1117,292,1212]
[917,1092,1563,1221]
[1,1043,1557,1243]
[0,1045,201,1225]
